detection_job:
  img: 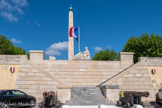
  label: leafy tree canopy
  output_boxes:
[0,35,26,55]
[92,49,118,61]
[122,33,162,63]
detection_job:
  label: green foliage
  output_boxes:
[0,35,26,55]
[27,53,30,60]
[92,49,118,61]
[122,33,162,63]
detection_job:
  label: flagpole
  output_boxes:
[78,26,80,53]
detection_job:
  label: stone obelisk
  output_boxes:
[68,5,74,60]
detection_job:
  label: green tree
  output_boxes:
[92,49,118,60]
[122,33,162,63]
[0,35,26,55]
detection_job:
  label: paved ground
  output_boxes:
[32,103,162,108]
[62,105,119,108]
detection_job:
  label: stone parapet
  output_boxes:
[139,57,162,66]
[0,55,27,64]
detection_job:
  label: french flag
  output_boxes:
[69,27,78,41]
[152,69,156,74]
[10,67,15,73]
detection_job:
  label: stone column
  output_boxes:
[105,85,119,103]
[120,52,134,66]
[29,50,44,63]
[68,5,74,60]
[57,86,71,103]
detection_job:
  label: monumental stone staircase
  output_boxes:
[14,52,162,103]
[67,87,111,105]
[39,60,128,87]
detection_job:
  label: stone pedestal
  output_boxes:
[29,50,44,63]
[105,85,119,103]
[57,86,71,103]
[120,52,134,66]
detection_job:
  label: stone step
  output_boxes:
[71,98,106,100]
[70,97,106,100]
[52,71,118,75]
[17,72,46,77]
[41,65,122,70]
[58,68,122,72]
[68,100,110,105]
[68,87,110,105]
[41,68,123,71]
[56,75,114,79]
[60,79,106,83]
[68,83,100,86]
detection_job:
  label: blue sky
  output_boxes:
[0,0,162,60]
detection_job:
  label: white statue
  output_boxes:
[83,47,90,59]
[73,53,84,59]
[73,47,91,60]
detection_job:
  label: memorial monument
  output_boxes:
[0,5,161,106]
[68,5,91,60]
[68,5,74,60]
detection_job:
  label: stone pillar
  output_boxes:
[29,50,44,63]
[57,86,71,103]
[68,5,74,60]
[120,52,134,66]
[105,85,119,103]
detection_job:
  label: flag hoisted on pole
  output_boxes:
[69,26,81,53]
[72,28,78,41]
[69,27,78,41]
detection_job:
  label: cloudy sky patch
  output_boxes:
[45,41,68,56]
[11,38,22,44]
[0,0,28,22]
[94,47,102,51]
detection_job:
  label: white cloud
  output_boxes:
[1,12,18,22]
[94,47,102,51]
[12,0,28,6]
[11,38,22,44]
[45,41,68,56]
[0,0,28,22]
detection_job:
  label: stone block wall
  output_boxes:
[0,55,26,89]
